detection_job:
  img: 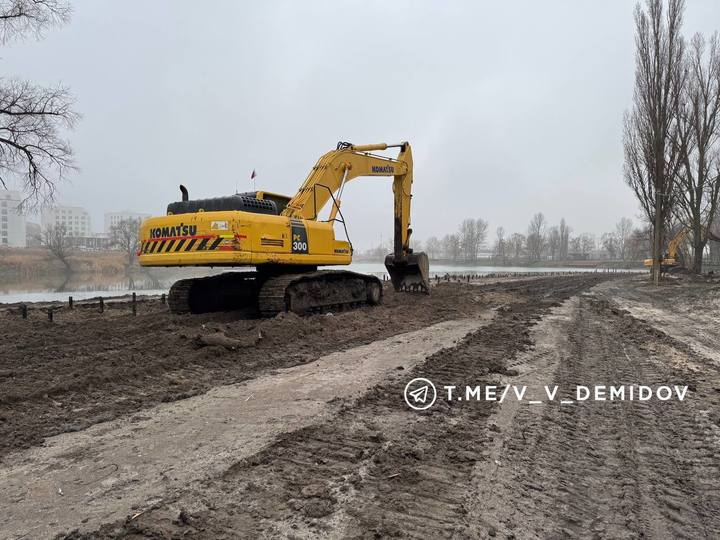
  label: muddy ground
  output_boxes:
[0,282,496,460]
[1,274,719,539]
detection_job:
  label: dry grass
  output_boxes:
[0,247,126,278]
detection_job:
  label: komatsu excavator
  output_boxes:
[138,142,430,316]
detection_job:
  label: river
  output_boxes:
[0,262,640,304]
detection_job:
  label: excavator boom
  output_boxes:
[281,141,429,292]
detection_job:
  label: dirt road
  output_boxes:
[2,274,719,539]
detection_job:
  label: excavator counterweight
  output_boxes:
[138,141,430,315]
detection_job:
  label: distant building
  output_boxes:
[104,211,151,234]
[0,190,27,247]
[41,205,92,237]
[69,233,112,251]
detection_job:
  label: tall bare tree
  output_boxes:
[559,218,571,260]
[526,212,546,262]
[493,226,507,264]
[509,233,525,263]
[580,233,596,256]
[547,226,560,260]
[110,218,142,269]
[624,0,686,285]
[458,218,488,262]
[0,0,77,209]
[441,233,460,262]
[628,226,653,260]
[615,217,634,261]
[602,232,618,259]
[424,236,441,260]
[673,32,720,273]
[40,223,71,270]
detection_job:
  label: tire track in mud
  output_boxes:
[473,292,720,539]
[71,275,607,540]
[0,284,486,461]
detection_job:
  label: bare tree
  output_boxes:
[559,218,571,260]
[509,233,525,263]
[459,219,474,262]
[441,233,460,262]
[40,223,71,270]
[473,218,488,260]
[493,226,507,264]
[580,233,596,256]
[615,217,634,260]
[458,218,488,262]
[569,235,582,255]
[624,0,686,285]
[628,226,653,260]
[602,232,618,259]
[547,226,560,260]
[0,0,71,43]
[0,0,77,209]
[425,236,441,260]
[526,212,546,262]
[110,218,142,269]
[673,32,720,273]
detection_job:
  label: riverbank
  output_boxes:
[355,256,646,269]
[0,248,127,280]
[0,252,645,305]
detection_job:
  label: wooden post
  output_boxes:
[48,308,53,323]
[161,293,166,304]
[132,292,137,316]
[99,297,104,314]
[21,304,27,319]
[68,296,73,310]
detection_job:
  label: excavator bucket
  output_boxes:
[384,251,430,294]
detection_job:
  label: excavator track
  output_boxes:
[167,272,259,314]
[167,270,383,316]
[258,270,382,317]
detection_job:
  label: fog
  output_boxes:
[3,0,720,249]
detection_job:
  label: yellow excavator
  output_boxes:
[644,228,690,273]
[138,141,430,316]
[644,226,720,273]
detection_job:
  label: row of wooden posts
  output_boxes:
[378,269,642,284]
[18,292,167,322]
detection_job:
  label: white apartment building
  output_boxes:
[0,190,27,247]
[104,211,151,233]
[41,205,92,237]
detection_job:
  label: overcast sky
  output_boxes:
[3,0,720,249]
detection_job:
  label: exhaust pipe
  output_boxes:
[384,251,430,293]
[180,184,189,202]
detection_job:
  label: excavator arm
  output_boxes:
[282,141,429,292]
[666,228,691,260]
